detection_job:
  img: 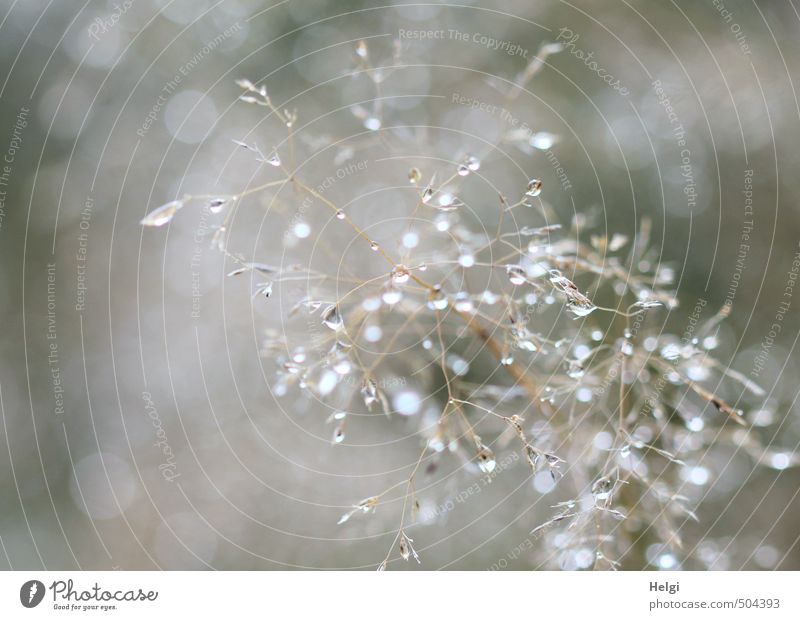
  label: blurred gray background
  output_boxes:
[1,0,799,570]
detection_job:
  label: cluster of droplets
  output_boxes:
[138,40,793,571]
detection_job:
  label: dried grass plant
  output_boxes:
[141,40,788,570]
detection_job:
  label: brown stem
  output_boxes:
[454,309,539,398]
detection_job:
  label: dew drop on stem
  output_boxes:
[398,533,419,563]
[592,475,614,502]
[321,305,344,331]
[140,200,184,227]
[391,264,410,284]
[506,264,527,286]
[453,292,474,312]
[526,178,543,197]
[427,287,448,310]
[208,197,227,214]
[361,378,378,409]
[477,444,497,473]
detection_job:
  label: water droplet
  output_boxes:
[466,155,480,171]
[364,117,381,131]
[594,432,613,450]
[291,348,307,364]
[316,369,339,395]
[506,264,527,286]
[530,132,557,150]
[517,339,537,352]
[355,40,368,58]
[267,151,281,167]
[293,221,311,238]
[458,252,475,268]
[687,364,709,381]
[394,390,421,416]
[457,163,470,176]
[687,417,704,432]
[619,444,631,458]
[753,545,779,568]
[408,168,421,185]
[684,466,710,485]
[370,242,380,252]
[591,475,613,502]
[477,444,496,473]
[361,378,378,409]
[567,300,597,318]
[362,297,381,312]
[533,470,556,493]
[526,178,543,197]
[453,292,473,312]
[770,452,791,470]
[482,290,499,304]
[332,357,352,375]
[335,210,346,220]
[364,325,383,342]
[447,354,469,376]
[660,343,681,361]
[398,533,419,562]
[402,231,419,248]
[391,264,410,284]
[427,287,448,310]
[437,192,455,208]
[434,214,450,231]
[567,360,584,379]
[141,200,183,227]
[381,284,403,306]
[283,361,302,375]
[422,185,434,204]
[208,197,227,213]
[321,305,344,331]
[332,423,345,444]
[254,281,273,298]
[751,409,774,427]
